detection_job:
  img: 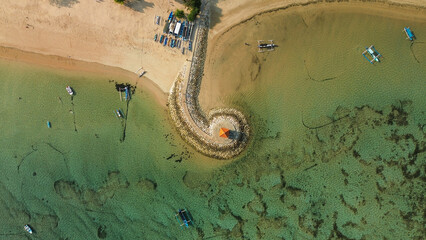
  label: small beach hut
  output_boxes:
[219,128,230,138]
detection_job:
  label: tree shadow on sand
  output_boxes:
[124,0,154,13]
[49,0,79,8]
[209,0,222,29]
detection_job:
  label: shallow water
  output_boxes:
[0,60,220,239]
[0,4,425,240]
[200,4,425,240]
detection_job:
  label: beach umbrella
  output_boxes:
[219,128,230,138]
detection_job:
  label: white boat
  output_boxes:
[66,86,74,95]
[24,225,33,234]
[362,45,382,64]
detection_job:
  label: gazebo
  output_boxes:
[219,128,230,138]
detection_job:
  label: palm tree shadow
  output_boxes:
[49,0,79,8]
[124,0,154,13]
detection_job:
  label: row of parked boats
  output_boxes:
[154,33,192,54]
[164,11,194,41]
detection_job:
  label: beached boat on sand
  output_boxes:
[66,86,74,95]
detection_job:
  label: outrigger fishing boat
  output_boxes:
[188,40,192,51]
[114,108,124,119]
[403,27,415,41]
[257,40,276,52]
[362,45,382,64]
[175,209,193,229]
[66,86,74,95]
[24,224,33,234]
[164,37,168,46]
[154,34,158,42]
[159,35,164,43]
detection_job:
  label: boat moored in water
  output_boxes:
[115,108,124,119]
[175,208,193,229]
[403,27,415,41]
[24,225,33,234]
[257,40,276,52]
[362,45,382,64]
[66,86,74,95]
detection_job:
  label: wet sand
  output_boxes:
[201,1,426,110]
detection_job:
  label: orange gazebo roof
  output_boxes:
[219,128,230,138]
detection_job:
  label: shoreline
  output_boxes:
[0,46,168,107]
[1,0,425,160]
[201,0,426,110]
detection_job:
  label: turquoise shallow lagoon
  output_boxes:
[1,3,425,240]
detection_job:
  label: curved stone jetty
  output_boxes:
[168,3,250,159]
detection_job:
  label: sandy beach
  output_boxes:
[0,0,425,239]
[0,0,424,99]
[0,0,188,94]
[0,0,424,157]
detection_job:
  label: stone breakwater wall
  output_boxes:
[167,1,249,159]
[168,75,250,159]
[185,11,210,134]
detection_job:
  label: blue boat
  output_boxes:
[168,12,173,22]
[47,121,51,128]
[125,87,130,101]
[172,39,176,48]
[175,209,193,229]
[164,37,168,46]
[188,41,192,51]
[179,21,185,38]
[404,27,415,41]
[159,35,164,43]
[154,34,158,42]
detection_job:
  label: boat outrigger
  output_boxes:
[66,86,74,95]
[362,45,382,64]
[175,209,193,229]
[24,224,33,234]
[403,27,415,41]
[257,40,276,52]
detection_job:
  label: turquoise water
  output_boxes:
[200,5,425,240]
[0,60,221,239]
[0,5,425,240]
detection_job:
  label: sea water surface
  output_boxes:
[1,4,425,240]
